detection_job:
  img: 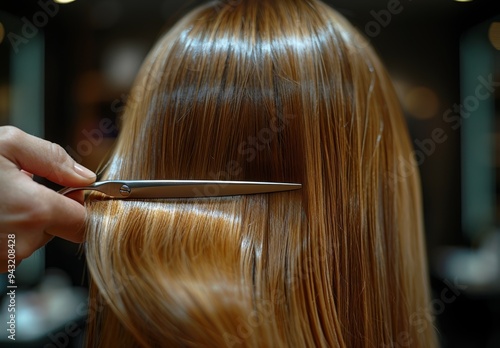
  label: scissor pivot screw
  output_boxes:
[119,184,131,197]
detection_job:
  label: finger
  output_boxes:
[17,234,53,260]
[21,169,33,178]
[0,126,96,187]
[33,185,88,243]
[66,190,85,205]
[18,181,85,243]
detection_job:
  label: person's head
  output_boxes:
[84,0,437,346]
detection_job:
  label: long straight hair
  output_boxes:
[84,0,438,346]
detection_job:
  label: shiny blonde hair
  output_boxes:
[84,0,438,346]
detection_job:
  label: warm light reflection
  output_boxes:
[54,0,76,4]
[0,84,9,123]
[489,22,500,50]
[403,86,440,120]
[0,22,4,44]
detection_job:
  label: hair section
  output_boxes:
[84,0,438,347]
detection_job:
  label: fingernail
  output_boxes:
[74,163,96,179]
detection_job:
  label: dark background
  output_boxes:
[0,0,499,347]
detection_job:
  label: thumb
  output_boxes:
[0,126,96,187]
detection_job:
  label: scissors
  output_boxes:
[58,180,302,199]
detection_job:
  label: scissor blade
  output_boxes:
[119,180,301,198]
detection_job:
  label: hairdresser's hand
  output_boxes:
[0,126,96,273]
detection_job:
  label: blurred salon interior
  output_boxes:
[0,0,499,347]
